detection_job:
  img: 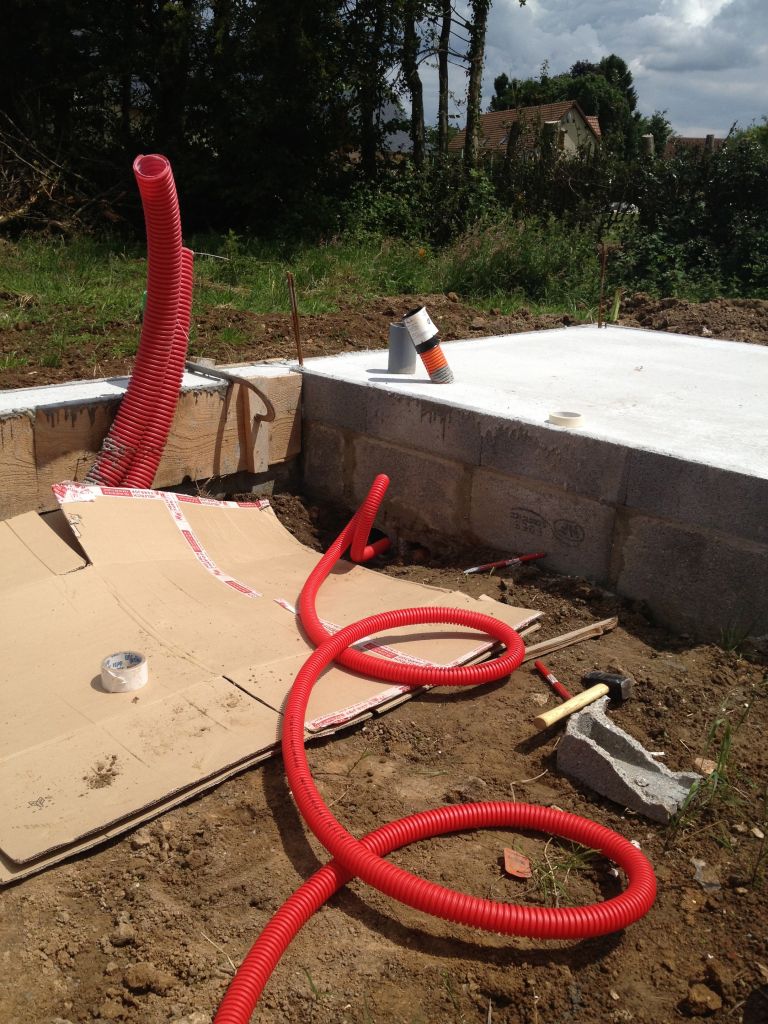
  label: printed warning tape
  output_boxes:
[53,481,267,598]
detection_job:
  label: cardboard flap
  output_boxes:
[0,485,540,878]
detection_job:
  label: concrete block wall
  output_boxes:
[301,375,768,641]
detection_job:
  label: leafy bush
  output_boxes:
[340,161,499,245]
[443,215,601,304]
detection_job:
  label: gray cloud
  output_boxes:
[421,0,768,135]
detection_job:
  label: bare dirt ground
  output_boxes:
[2,494,767,1024]
[1,290,768,389]
[1,294,767,1024]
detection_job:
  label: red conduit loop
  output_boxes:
[214,477,657,1023]
[87,155,190,488]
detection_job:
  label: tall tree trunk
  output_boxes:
[156,0,195,150]
[403,2,424,169]
[359,4,386,179]
[437,0,451,158]
[463,0,490,173]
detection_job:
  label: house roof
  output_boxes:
[448,100,601,154]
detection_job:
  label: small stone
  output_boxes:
[109,922,136,947]
[444,777,487,803]
[733,822,748,834]
[682,982,722,1016]
[751,826,765,840]
[130,833,151,850]
[446,291,459,302]
[123,961,175,995]
[470,317,486,330]
[693,757,717,776]
[609,989,620,1000]
[691,857,721,892]
[169,1013,209,1024]
[97,1000,124,1020]
[734,886,749,895]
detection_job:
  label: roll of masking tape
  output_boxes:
[548,410,583,428]
[100,651,148,693]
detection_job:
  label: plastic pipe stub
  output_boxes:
[100,651,148,693]
[548,410,583,428]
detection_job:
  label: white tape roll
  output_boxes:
[548,410,583,428]
[100,651,148,693]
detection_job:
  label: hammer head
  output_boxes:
[582,671,633,702]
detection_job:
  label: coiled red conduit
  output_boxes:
[87,154,192,488]
[214,475,657,1023]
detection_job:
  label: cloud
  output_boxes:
[427,0,768,135]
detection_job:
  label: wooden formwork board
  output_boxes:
[0,369,302,521]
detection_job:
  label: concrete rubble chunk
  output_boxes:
[556,697,701,823]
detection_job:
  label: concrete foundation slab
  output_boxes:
[300,325,768,639]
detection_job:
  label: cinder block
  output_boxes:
[625,450,768,545]
[300,374,367,432]
[365,390,483,465]
[557,697,701,823]
[479,419,629,503]
[350,435,471,538]
[302,421,351,503]
[470,467,616,579]
[615,510,768,639]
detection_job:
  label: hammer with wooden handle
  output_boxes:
[533,672,633,731]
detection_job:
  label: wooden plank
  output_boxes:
[0,414,38,519]
[263,372,302,464]
[154,386,240,485]
[34,402,117,509]
[0,369,302,521]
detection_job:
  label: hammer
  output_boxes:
[533,671,633,731]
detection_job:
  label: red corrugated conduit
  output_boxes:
[87,154,192,488]
[214,475,657,1023]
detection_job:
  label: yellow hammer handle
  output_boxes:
[533,683,609,730]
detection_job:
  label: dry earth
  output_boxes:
[1,293,767,1024]
[1,290,768,390]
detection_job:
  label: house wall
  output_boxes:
[560,111,597,154]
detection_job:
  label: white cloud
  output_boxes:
[420,0,768,136]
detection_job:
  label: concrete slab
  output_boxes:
[0,360,295,415]
[300,326,768,639]
[301,325,768,479]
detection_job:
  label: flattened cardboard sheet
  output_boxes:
[0,482,539,881]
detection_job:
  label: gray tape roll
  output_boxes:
[100,651,148,693]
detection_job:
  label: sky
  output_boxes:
[421,0,768,137]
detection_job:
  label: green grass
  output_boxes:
[666,683,766,869]
[0,223,608,376]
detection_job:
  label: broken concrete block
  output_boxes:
[556,697,701,823]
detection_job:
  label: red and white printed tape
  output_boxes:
[53,481,267,598]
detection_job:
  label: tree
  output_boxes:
[437,0,452,158]
[462,0,490,172]
[490,53,645,156]
[401,0,426,169]
[462,0,526,172]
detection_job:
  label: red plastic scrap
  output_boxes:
[503,847,532,879]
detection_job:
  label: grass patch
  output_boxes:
[667,681,767,867]
[527,839,599,907]
[0,350,29,370]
